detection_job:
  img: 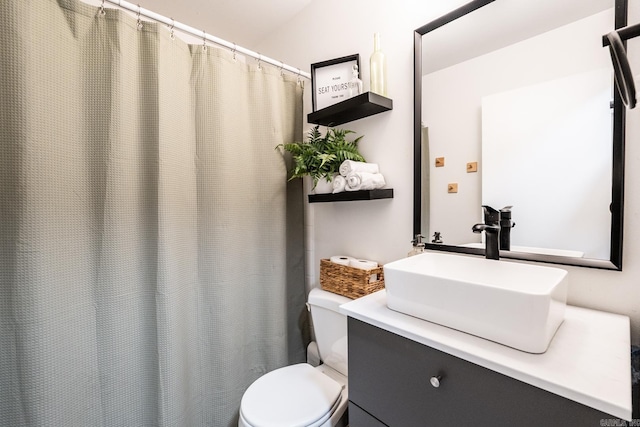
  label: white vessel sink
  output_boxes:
[384,253,568,353]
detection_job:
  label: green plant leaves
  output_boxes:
[276,125,366,186]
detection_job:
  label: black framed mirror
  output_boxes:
[413,0,626,270]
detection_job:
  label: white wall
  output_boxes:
[257,0,640,345]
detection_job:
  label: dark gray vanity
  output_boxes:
[349,318,610,426]
[341,291,632,426]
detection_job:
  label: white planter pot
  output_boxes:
[312,177,334,194]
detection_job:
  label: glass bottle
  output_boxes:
[349,64,363,97]
[408,235,426,257]
[370,33,387,96]
[408,242,425,257]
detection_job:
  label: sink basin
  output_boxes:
[384,253,568,353]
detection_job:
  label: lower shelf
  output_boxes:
[308,188,393,203]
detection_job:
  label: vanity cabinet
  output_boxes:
[348,317,612,427]
[349,401,388,427]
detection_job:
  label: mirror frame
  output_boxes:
[413,0,626,270]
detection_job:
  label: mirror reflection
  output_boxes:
[415,0,625,269]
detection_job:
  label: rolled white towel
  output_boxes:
[345,172,386,191]
[339,160,379,177]
[332,175,347,193]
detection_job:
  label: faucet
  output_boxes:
[472,223,500,260]
[482,205,500,227]
[499,206,515,251]
[473,205,501,260]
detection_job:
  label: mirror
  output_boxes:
[413,0,626,270]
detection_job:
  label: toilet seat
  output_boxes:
[240,363,343,427]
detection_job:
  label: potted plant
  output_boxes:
[277,126,366,192]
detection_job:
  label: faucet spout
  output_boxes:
[472,223,500,260]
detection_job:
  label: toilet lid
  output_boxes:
[240,363,343,427]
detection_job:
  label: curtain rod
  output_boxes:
[103,0,311,80]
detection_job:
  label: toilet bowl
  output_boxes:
[239,288,350,427]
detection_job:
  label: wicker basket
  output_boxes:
[319,258,385,299]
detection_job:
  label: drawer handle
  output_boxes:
[430,375,443,388]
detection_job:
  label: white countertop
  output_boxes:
[340,290,632,420]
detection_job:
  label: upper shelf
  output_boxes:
[307,92,393,126]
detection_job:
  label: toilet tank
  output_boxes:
[308,288,350,376]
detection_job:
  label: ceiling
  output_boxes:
[422,0,612,74]
[129,0,313,49]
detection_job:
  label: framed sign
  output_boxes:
[311,54,360,111]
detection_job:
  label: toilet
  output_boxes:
[239,288,350,427]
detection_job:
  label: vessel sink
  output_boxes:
[384,253,568,353]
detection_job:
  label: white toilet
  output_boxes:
[239,288,350,427]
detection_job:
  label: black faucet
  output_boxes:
[482,205,500,227]
[499,206,515,251]
[473,205,501,260]
[472,223,500,260]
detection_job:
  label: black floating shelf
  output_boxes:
[308,188,394,203]
[307,92,393,126]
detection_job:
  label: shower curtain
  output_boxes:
[0,1,307,426]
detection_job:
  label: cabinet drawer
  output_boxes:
[348,317,610,427]
[349,401,388,427]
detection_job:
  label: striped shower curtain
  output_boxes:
[0,0,307,425]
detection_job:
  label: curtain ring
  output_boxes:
[297,68,302,85]
[202,30,207,51]
[99,0,106,16]
[168,18,175,40]
[232,43,237,61]
[256,54,262,71]
[136,4,143,30]
[279,61,285,77]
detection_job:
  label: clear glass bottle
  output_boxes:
[408,243,425,257]
[408,235,425,257]
[370,33,387,96]
[349,64,363,97]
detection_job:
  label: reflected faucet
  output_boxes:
[472,223,500,260]
[499,206,515,251]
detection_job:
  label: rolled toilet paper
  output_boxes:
[349,259,379,283]
[349,259,378,270]
[330,255,354,266]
